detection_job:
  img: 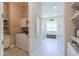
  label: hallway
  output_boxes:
[33,38,64,56]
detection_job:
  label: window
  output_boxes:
[47,21,57,31]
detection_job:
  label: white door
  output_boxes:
[0,2,3,56]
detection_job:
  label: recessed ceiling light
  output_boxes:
[53,6,57,9]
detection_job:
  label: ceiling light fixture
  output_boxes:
[53,6,57,9]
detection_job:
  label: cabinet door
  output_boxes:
[67,43,79,56]
[0,2,3,56]
[16,34,28,52]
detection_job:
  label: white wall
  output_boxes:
[28,2,42,55]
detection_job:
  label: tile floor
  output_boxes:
[4,38,64,56]
[33,38,64,56]
[4,47,28,56]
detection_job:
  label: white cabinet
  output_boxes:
[16,33,28,52]
[4,35,10,49]
[67,42,79,56]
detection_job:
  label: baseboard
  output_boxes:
[32,45,42,56]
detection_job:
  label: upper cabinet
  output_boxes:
[71,12,79,21]
[70,2,79,28]
[71,12,79,28]
[71,2,79,10]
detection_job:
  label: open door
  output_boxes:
[0,2,3,56]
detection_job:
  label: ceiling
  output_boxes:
[42,2,65,17]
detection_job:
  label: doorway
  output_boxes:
[33,2,65,56]
[40,16,65,56]
[41,2,65,56]
[3,2,29,56]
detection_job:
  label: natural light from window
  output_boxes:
[47,21,57,32]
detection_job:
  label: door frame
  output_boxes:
[0,2,3,56]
